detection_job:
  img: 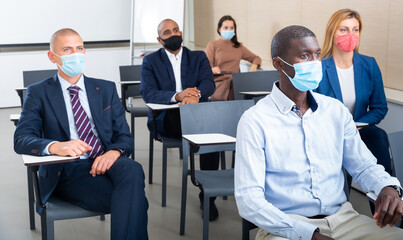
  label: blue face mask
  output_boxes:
[221,30,235,40]
[53,52,85,77]
[277,57,323,91]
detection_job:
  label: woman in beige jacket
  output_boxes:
[206,15,262,101]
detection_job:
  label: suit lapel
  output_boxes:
[326,56,343,102]
[180,47,188,89]
[46,75,70,138]
[352,52,363,119]
[160,49,176,90]
[84,76,104,140]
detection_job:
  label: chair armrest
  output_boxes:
[366,192,377,203]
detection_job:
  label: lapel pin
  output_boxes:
[96,87,100,91]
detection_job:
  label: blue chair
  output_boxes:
[179,100,254,240]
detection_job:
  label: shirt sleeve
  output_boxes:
[341,104,400,195]
[234,113,318,240]
[240,45,262,66]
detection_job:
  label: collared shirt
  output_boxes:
[164,48,183,102]
[43,74,101,159]
[234,82,400,240]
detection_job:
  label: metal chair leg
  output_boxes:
[203,194,210,240]
[130,114,135,160]
[148,133,154,184]
[162,144,168,207]
[27,167,36,230]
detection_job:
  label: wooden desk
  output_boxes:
[239,91,271,100]
[22,154,79,167]
[182,133,236,186]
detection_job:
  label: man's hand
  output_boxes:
[181,95,199,104]
[249,64,258,72]
[373,186,403,228]
[90,150,121,177]
[312,232,334,240]
[212,66,221,74]
[49,139,92,157]
[175,87,200,102]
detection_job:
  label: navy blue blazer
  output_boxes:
[14,75,133,205]
[140,47,215,136]
[316,52,388,125]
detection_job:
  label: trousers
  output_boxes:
[255,202,403,240]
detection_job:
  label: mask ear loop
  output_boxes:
[274,56,294,79]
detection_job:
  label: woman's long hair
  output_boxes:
[217,15,241,48]
[321,9,363,59]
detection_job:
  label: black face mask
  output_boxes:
[160,35,183,51]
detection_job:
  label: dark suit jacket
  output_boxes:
[14,75,133,205]
[140,47,215,137]
[316,52,388,125]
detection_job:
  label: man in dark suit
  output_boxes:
[14,28,148,240]
[140,19,219,220]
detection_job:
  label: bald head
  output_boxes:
[50,28,82,51]
[157,19,179,38]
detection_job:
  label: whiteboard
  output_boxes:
[0,0,131,45]
[133,0,184,43]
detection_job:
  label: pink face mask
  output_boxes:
[336,33,359,52]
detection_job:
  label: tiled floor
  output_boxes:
[0,106,372,240]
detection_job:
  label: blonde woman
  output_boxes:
[316,9,391,174]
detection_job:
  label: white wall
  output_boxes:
[0,47,131,108]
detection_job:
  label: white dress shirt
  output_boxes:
[234,82,399,240]
[336,65,356,115]
[43,74,101,159]
[164,48,183,102]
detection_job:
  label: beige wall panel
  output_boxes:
[340,0,390,80]
[301,0,342,47]
[245,0,301,62]
[386,0,403,90]
[194,0,247,47]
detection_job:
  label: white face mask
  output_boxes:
[277,57,323,91]
[52,51,85,77]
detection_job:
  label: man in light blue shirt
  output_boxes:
[234,25,403,240]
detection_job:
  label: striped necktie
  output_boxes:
[68,85,104,158]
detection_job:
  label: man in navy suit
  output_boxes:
[14,28,148,240]
[140,19,219,220]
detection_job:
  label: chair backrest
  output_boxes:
[23,69,58,87]
[119,65,142,112]
[388,131,403,182]
[232,70,278,101]
[180,100,254,157]
[21,69,58,106]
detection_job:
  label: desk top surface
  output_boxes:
[22,154,79,166]
[146,103,180,110]
[119,81,141,85]
[10,114,21,121]
[182,133,236,146]
[239,91,271,95]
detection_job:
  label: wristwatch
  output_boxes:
[388,185,402,198]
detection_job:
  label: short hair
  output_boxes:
[50,28,81,51]
[271,25,316,60]
[321,9,362,58]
